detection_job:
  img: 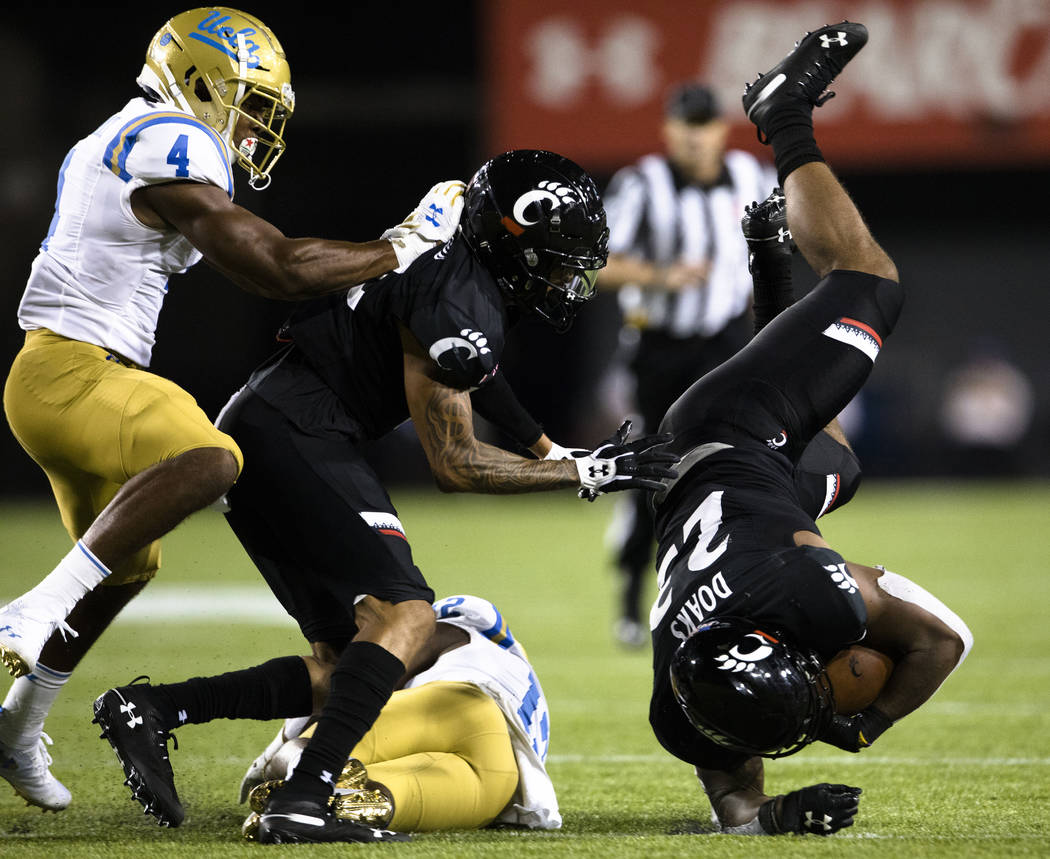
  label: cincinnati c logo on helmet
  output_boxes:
[715,633,775,672]
[511,181,579,226]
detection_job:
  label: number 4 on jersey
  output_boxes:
[166,134,190,178]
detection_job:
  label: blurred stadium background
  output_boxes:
[3,0,1049,497]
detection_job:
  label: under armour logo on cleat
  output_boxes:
[820,32,849,47]
[120,702,144,728]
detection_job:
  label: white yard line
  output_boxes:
[1,584,299,626]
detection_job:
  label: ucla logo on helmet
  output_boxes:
[190,10,263,68]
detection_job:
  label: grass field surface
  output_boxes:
[1,480,1048,856]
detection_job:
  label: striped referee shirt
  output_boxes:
[604,150,776,338]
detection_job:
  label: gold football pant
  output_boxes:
[337,681,519,831]
[3,329,243,584]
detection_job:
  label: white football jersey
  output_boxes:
[17,97,235,367]
[407,595,561,829]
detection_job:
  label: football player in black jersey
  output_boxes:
[90,149,678,843]
[645,23,972,836]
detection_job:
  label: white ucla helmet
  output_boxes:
[136,7,295,188]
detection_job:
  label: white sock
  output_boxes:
[0,663,71,750]
[17,541,112,621]
[283,715,313,742]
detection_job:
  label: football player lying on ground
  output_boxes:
[238,594,559,838]
[90,149,678,843]
[645,22,973,836]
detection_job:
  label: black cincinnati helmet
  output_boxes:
[460,149,609,333]
[669,616,834,758]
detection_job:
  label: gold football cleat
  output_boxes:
[335,757,368,790]
[248,779,283,814]
[241,811,261,841]
[330,787,394,828]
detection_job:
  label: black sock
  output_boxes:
[750,251,795,334]
[147,656,312,730]
[765,103,825,187]
[279,641,405,804]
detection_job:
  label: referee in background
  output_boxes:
[598,81,776,648]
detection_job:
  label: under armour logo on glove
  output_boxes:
[120,702,143,729]
[575,420,679,502]
[803,810,835,834]
[776,783,862,836]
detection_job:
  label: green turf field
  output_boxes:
[1,480,1048,856]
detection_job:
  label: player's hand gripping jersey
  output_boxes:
[18,98,234,368]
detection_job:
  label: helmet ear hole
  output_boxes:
[193,76,212,103]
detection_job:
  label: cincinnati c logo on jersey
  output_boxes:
[429,329,491,371]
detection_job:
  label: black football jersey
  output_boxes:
[246,236,508,441]
[647,441,868,770]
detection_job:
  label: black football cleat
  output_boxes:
[92,676,184,827]
[741,188,796,259]
[742,21,868,142]
[256,797,410,844]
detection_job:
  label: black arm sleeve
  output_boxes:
[793,430,863,519]
[469,371,544,450]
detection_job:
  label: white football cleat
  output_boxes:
[0,599,77,679]
[0,732,71,811]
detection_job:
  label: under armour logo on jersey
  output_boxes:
[120,702,144,729]
[588,463,611,478]
[0,626,20,639]
[804,810,835,832]
[320,770,334,785]
[820,32,849,48]
[424,203,444,228]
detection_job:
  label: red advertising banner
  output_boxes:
[481,0,1050,172]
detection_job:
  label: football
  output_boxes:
[825,645,894,714]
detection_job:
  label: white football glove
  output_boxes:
[575,420,679,502]
[543,441,588,460]
[383,179,466,272]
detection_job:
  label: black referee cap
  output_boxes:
[665,82,721,124]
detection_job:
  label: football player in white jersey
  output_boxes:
[245,594,559,837]
[0,7,462,811]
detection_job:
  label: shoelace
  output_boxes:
[52,619,79,642]
[22,732,56,775]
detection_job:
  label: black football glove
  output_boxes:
[760,783,862,836]
[575,420,679,502]
[818,706,893,753]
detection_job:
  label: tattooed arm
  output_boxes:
[401,325,577,494]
